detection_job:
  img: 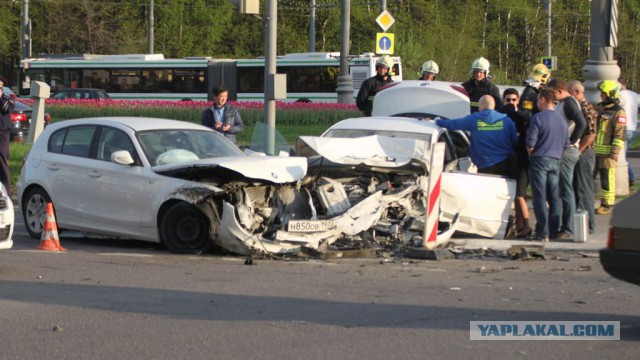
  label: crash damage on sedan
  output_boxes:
[154,136,457,256]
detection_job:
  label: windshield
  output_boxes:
[323,129,432,143]
[137,129,244,166]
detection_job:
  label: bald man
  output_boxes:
[436,95,518,176]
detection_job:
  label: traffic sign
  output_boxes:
[376,10,395,32]
[376,33,394,55]
[541,56,557,71]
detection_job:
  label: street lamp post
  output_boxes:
[336,0,354,104]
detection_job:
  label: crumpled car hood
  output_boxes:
[295,135,429,168]
[153,156,308,183]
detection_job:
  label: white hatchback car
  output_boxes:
[18,117,433,256]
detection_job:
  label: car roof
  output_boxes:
[325,116,441,135]
[44,117,212,133]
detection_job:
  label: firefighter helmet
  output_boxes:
[529,63,551,85]
[376,55,394,70]
[597,80,621,100]
[421,60,439,75]
[471,57,491,75]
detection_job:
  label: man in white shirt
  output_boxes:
[619,78,638,186]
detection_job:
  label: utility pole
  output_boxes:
[546,0,552,57]
[336,0,353,104]
[22,0,31,59]
[309,0,316,52]
[148,0,155,54]
[380,0,387,12]
[264,0,277,154]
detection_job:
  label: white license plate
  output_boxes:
[288,220,335,233]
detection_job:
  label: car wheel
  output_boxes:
[160,202,212,254]
[23,187,52,239]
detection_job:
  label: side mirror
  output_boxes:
[111,150,135,165]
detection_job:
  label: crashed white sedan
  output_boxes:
[301,80,517,240]
[17,117,426,256]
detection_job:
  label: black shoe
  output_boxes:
[516,226,532,238]
[527,234,549,242]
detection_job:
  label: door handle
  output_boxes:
[45,162,59,171]
[87,170,102,178]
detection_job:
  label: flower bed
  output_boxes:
[19,99,361,126]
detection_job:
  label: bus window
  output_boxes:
[82,69,109,90]
[142,70,171,93]
[237,67,263,93]
[112,69,142,92]
[173,69,206,93]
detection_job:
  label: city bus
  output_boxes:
[18,52,403,102]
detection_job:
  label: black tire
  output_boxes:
[22,187,52,239]
[160,202,213,254]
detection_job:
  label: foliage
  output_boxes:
[2,1,640,90]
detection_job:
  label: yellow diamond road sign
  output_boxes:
[376,10,395,32]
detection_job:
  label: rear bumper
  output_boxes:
[600,248,640,286]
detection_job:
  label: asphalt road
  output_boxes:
[1,158,638,359]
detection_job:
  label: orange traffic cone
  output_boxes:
[36,203,66,251]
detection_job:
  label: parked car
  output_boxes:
[600,191,640,286]
[18,117,424,256]
[301,81,517,240]
[51,88,111,100]
[0,182,14,250]
[10,101,51,142]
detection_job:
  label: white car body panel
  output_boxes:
[153,156,308,184]
[0,183,14,250]
[440,172,516,239]
[296,135,427,167]
[372,80,471,118]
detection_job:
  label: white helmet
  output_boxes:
[471,57,491,75]
[376,55,394,70]
[421,60,439,75]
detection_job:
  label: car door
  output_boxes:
[85,127,146,235]
[44,125,96,224]
[439,172,516,239]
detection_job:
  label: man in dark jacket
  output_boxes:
[356,55,394,116]
[0,79,15,194]
[201,84,243,144]
[462,57,501,113]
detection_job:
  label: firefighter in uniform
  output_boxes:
[356,55,394,116]
[594,80,626,215]
[520,63,551,118]
[462,57,501,113]
[419,60,439,81]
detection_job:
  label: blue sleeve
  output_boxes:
[436,116,476,131]
[526,117,539,149]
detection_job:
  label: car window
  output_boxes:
[97,128,136,163]
[52,91,69,100]
[137,129,243,166]
[96,90,110,99]
[48,126,97,158]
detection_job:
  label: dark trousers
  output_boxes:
[0,130,9,195]
[573,148,595,232]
